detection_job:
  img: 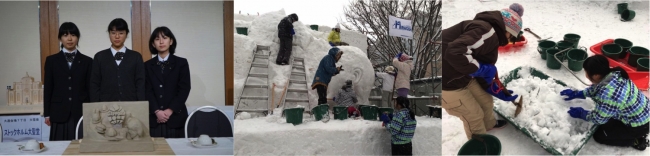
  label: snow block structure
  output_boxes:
[234,10,374,110]
[234,116,441,155]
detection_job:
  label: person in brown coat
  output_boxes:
[441,8,523,139]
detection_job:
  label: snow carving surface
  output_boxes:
[235,9,373,109]
[234,112,441,155]
[494,67,595,155]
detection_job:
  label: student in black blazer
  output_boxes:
[44,22,93,141]
[145,26,191,138]
[90,18,145,102]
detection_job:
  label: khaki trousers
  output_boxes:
[442,79,496,139]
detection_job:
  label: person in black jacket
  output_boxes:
[276,13,299,65]
[145,26,191,138]
[44,22,93,140]
[90,18,145,102]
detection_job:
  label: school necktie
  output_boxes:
[115,52,125,61]
[64,52,75,62]
[157,61,169,73]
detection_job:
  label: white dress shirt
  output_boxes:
[110,46,127,65]
[158,54,169,62]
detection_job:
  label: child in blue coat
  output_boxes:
[381,96,417,155]
[561,55,649,150]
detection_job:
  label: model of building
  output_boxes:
[7,72,43,105]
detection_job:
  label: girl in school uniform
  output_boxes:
[145,26,191,138]
[44,22,93,140]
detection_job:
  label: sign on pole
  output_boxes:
[389,15,413,39]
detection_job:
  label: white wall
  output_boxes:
[0,2,41,106]
[151,1,226,106]
[58,1,133,57]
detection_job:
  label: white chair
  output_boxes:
[184,106,233,139]
[75,116,83,140]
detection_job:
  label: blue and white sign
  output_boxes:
[0,115,43,142]
[389,15,413,39]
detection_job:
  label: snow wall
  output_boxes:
[234,9,374,109]
[234,116,441,155]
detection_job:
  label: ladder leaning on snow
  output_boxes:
[280,56,312,117]
[236,45,272,116]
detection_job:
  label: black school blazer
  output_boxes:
[43,51,93,123]
[145,54,191,129]
[89,48,146,102]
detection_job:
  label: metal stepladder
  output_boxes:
[235,45,272,116]
[280,57,312,117]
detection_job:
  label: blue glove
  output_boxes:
[469,62,497,80]
[329,42,335,46]
[333,97,336,101]
[396,52,403,59]
[291,28,295,35]
[560,89,586,101]
[380,114,391,124]
[487,83,519,101]
[388,113,393,120]
[567,107,589,121]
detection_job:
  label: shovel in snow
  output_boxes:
[493,73,523,117]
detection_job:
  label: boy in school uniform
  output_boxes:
[44,22,93,140]
[90,18,145,102]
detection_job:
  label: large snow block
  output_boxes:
[234,116,441,155]
[493,67,597,155]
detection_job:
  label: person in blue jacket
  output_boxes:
[311,47,344,105]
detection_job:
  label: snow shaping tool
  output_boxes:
[493,72,523,117]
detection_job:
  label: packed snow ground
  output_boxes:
[234,10,374,110]
[234,110,441,155]
[442,0,649,155]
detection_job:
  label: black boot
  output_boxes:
[632,135,649,151]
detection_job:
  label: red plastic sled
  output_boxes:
[590,39,649,90]
[498,36,528,52]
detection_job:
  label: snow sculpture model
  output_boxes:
[80,101,154,153]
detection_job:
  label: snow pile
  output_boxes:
[234,114,441,155]
[233,34,257,105]
[441,0,649,155]
[235,9,374,109]
[494,67,596,154]
[316,25,369,54]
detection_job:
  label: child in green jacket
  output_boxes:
[380,96,417,155]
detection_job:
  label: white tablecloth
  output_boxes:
[0,137,234,155]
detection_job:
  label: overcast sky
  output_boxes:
[234,0,352,29]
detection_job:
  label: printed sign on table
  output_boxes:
[0,115,43,142]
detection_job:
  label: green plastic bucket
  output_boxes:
[546,49,563,69]
[614,38,633,59]
[236,27,248,36]
[360,105,378,120]
[377,107,394,119]
[628,46,650,67]
[622,9,636,21]
[309,25,319,31]
[563,34,581,48]
[312,105,329,121]
[285,107,304,125]
[537,40,556,60]
[617,3,628,14]
[458,134,502,155]
[602,43,623,59]
[333,106,348,120]
[638,58,649,71]
[567,49,588,71]
[557,41,573,52]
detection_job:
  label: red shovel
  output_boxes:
[492,73,524,117]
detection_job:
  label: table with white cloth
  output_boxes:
[0,137,233,155]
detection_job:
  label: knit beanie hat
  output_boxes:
[335,23,341,29]
[509,3,524,17]
[500,8,523,38]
